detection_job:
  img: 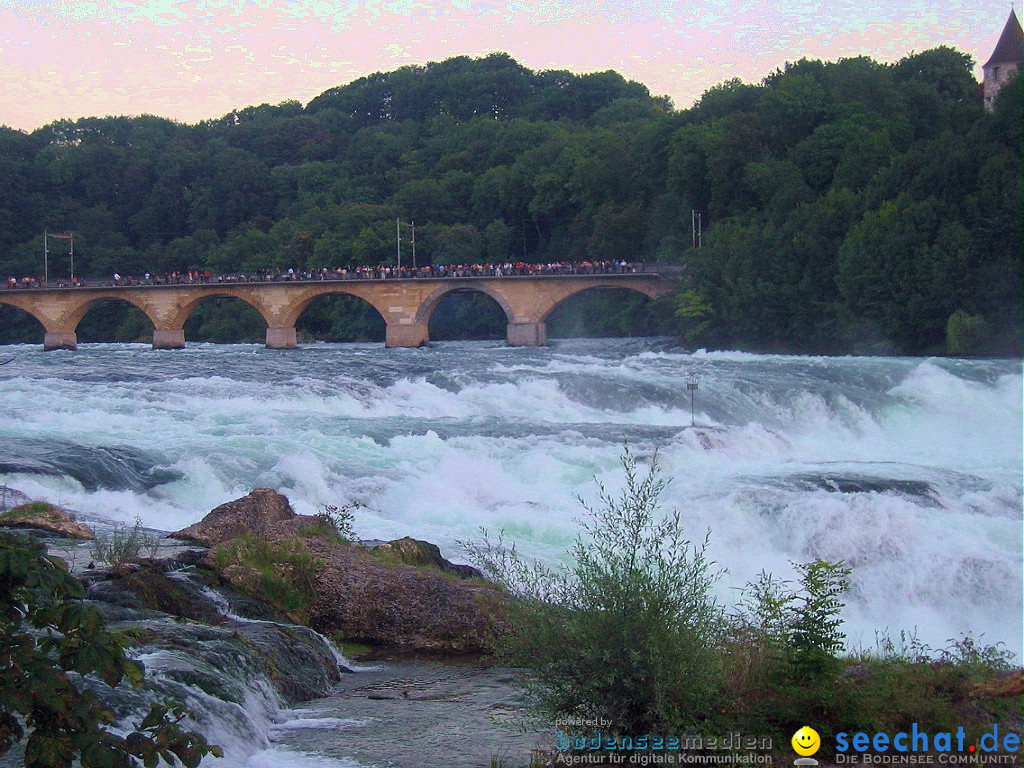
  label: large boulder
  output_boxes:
[187,489,505,656]
[0,501,94,540]
[171,488,317,546]
[302,541,504,655]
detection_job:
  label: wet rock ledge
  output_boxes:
[0,500,95,539]
[171,487,506,657]
[0,488,530,768]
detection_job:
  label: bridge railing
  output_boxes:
[2,260,675,290]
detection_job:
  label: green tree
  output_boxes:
[759,70,826,151]
[425,223,483,265]
[482,219,513,260]
[945,310,992,356]
[787,559,851,683]
[673,289,713,344]
[836,193,952,352]
[0,531,220,767]
[586,202,643,261]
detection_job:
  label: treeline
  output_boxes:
[0,50,1019,354]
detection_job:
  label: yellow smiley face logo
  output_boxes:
[792,726,821,756]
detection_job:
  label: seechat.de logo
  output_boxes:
[835,724,1021,755]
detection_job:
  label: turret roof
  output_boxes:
[983,9,1024,68]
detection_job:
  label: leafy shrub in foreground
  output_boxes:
[0,531,221,767]
[462,450,727,736]
[463,452,1017,749]
[90,516,162,568]
[728,568,1016,752]
[313,503,362,544]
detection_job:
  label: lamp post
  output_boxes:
[43,231,74,284]
[396,219,417,273]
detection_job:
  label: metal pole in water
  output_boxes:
[686,377,699,427]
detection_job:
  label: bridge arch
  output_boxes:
[293,292,386,343]
[0,301,46,344]
[427,290,509,341]
[538,280,665,324]
[0,298,48,335]
[275,285,394,330]
[76,298,155,343]
[182,295,269,344]
[62,294,158,337]
[414,282,515,326]
[541,284,663,339]
[165,289,273,331]
[0,291,161,350]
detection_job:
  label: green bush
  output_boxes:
[788,559,851,682]
[728,569,1015,754]
[464,453,1016,753]
[462,450,727,736]
[90,516,162,568]
[313,503,361,544]
[0,531,220,768]
[725,560,850,737]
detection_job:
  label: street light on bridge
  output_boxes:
[396,218,417,271]
[43,231,75,284]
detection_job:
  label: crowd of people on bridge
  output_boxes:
[4,260,642,289]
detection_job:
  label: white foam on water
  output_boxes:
[125,620,374,768]
[1,341,1019,660]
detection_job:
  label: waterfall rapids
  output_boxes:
[0,337,1020,765]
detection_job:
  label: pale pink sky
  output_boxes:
[0,0,1019,132]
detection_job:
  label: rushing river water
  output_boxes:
[1,338,1021,761]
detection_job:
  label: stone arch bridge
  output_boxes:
[0,273,674,350]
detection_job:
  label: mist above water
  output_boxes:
[1,338,1020,657]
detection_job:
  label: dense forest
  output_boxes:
[0,50,1020,354]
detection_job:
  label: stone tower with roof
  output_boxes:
[982,9,1024,109]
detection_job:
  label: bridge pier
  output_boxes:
[152,329,186,350]
[385,322,429,348]
[506,322,547,347]
[266,327,297,349]
[43,332,77,351]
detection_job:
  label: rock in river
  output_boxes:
[174,488,506,656]
[0,501,94,539]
